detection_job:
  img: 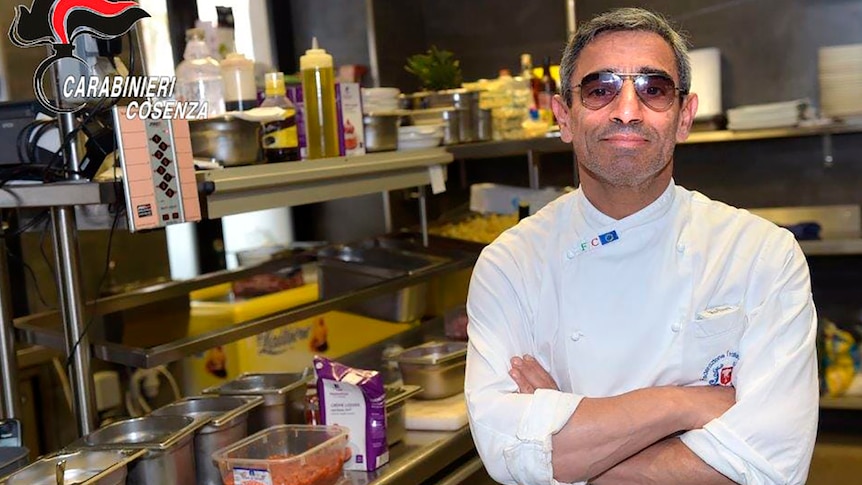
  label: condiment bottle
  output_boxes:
[259,72,301,162]
[300,37,340,159]
[537,56,557,125]
[175,28,225,117]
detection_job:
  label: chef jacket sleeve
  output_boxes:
[680,231,818,485]
[466,242,583,485]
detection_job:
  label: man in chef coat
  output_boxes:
[465,7,818,485]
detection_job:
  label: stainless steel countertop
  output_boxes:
[344,426,475,485]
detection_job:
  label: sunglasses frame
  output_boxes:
[574,71,687,112]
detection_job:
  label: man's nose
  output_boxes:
[608,78,644,124]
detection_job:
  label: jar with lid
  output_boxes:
[220,52,257,111]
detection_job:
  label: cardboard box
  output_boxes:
[336,82,365,156]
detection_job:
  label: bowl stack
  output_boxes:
[361,88,401,114]
[819,43,862,120]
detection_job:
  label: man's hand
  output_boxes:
[509,354,559,393]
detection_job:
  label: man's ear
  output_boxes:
[552,94,574,143]
[676,92,699,143]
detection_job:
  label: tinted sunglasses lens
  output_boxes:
[579,72,621,109]
[635,74,677,110]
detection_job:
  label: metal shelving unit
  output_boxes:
[15,242,479,368]
[197,148,452,218]
[445,121,862,161]
[0,146,456,438]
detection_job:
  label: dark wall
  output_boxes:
[576,0,862,109]
[288,0,371,76]
[373,0,567,92]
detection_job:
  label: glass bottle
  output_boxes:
[260,72,301,163]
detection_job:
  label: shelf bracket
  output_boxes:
[822,133,834,168]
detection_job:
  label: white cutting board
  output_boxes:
[405,393,468,431]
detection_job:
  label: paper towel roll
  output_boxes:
[689,47,723,120]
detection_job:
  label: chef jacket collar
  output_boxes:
[577,178,677,233]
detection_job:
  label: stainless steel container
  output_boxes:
[0,450,146,485]
[317,246,446,322]
[428,89,481,143]
[0,450,143,485]
[0,448,28,478]
[395,341,467,399]
[67,415,199,485]
[409,107,461,145]
[363,113,400,152]
[477,108,493,141]
[152,396,263,485]
[384,385,422,445]
[189,115,263,166]
[202,372,311,433]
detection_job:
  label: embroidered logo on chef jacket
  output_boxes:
[575,230,620,254]
[702,350,740,386]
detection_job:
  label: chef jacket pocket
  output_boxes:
[683,306,745,385]
[692,305,744,339]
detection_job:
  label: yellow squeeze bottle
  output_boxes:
[300,37,340,159]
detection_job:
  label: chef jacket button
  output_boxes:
[570,331,583,341]
[671,320,682,332]
[676,243,685,253]
[566,250,575,259]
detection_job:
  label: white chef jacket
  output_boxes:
[465,181,818,485]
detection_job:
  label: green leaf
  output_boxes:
[405,45,464,91]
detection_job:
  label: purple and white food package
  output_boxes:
[313,356,388,471]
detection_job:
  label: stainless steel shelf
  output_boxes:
[15,242,480,369]
[445,121,862,160]
[820,396,862,410]
[12,251,317,336]
[197,148,454,218]
[0,181,115,208]
[799,239,862,256]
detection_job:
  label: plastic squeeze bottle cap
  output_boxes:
[300,36,333,70]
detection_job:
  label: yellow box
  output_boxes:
[182,283,414,395]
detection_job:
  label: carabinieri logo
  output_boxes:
[8,0,150,113]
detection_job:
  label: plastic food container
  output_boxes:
[212,425,350,485]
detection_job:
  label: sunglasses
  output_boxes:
[575,71,686,111]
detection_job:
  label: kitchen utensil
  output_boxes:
[202,372,311,433]
[188,115,263,166]
[394,341,467,399]
[151,396,263,485]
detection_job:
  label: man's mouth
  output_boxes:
[602,134,649,148]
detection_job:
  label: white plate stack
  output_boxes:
[361,87,401,114]
[819,43,862,119]
[726,99,809,130]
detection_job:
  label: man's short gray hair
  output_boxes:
[559,7,691,107]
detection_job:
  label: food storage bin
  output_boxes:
[0,449,143,485]
[66,415,199,485]
[384,385,422,445]
[202,372,311,433]
[212,425,350,485]
[317,246,446,322]
[394,341,467,399]
[151,395,263,485]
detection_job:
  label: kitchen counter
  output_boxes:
[345,425,485,485]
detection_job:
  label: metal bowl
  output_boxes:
[189,115,263,166]
[363,113,400,152]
